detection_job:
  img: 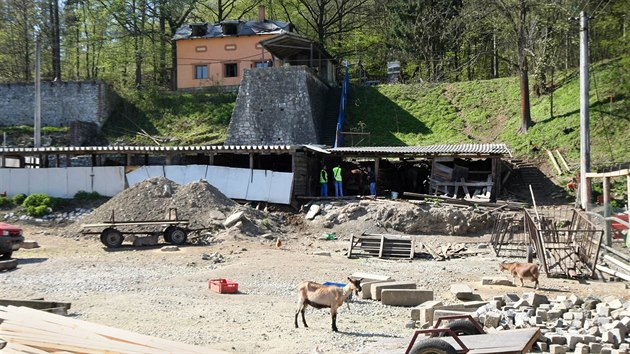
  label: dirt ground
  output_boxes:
[2,214,629,354]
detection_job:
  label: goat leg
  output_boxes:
[301,307,308,327]
[332,312,338,332]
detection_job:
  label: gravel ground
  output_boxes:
[2,217,629,354]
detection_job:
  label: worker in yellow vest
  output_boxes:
[319,165,328,196]
[332,163,343,197]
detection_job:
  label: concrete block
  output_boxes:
[597,303,611,317]
[548,310,565,321]
[410,300,443,321]
[433,309,476,322]
[537,308,549,321]
[371,281,416,301]
[381,289,433,307]
[484,311,501,328]
[481,276,513,286]
[570,294,585,307]
[547,334,568,345]
[565,334,582,350]
[600,348,612,354]
[589,342,603,354]
[601,331,616,345]
[538,342,549,352]
[350,272,392,282]
[361,280,391,299]
[574,342,589,354]
[450,283,475,300]
[522,292,549,307]
[550,344,568,354]
[503,293,520,304]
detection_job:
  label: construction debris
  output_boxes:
[417,242,478,261]
[0,305,222,353]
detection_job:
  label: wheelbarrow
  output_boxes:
[405,315,540,354]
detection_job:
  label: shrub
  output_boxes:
[22,193,53,216]
[0,196,13,209]
[27,205,50,217]
[11,193,26,205]
[74,191,103,201]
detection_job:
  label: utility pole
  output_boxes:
[579,11,591,211]
[34,38,41,149]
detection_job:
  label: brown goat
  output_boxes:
[499,262,540,289]
[294,277,362,332]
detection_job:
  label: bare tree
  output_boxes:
[494,0,532,133]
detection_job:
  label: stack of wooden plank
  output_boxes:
[0,305,223,353]
[417,242,475,261]
[347,234,415,259]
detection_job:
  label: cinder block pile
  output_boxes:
[476,293,630,353]
[406,291,630,353]
[351,273,434,307]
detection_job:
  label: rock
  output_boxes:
[305,204,321,220]
[223,211,245,228]
[20,240,40,249]
[450,283,475,300]
[481,277,513,286]
[161,246,179,252]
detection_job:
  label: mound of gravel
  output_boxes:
[67,177,281,238]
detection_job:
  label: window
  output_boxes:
[195,46,207,52]
[225,63,237,77]
[195,65,208,79]
[224,44,237,51]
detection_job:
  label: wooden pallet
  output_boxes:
[347,233,415,259]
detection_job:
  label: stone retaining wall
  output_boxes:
[0,81,114,128]
[226,66,329,145]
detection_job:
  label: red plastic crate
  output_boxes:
[209,279,238,294]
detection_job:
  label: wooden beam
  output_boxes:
[603,176,612,246]
[585,169,630,178]
[0,299,71,310]
[596,264,630,282]
[603,255,630,273]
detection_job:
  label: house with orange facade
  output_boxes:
[173,7,337,90]
[173,7,290,90]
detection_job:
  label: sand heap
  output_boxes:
[69,177,280,239]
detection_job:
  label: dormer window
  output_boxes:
[190,23,207,37]
[221,21,239,35]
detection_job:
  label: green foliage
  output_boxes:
[11,193,26,205]
[347,55,630,166]
[0,196,13,209]
[22,193,53,216]
[101,88,235,145]
[74,191,104,201]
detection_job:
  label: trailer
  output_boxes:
[81,208,191,248]
[405,315,540,354]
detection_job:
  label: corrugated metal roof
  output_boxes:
[327,144,511,157]
[0,145,299,154]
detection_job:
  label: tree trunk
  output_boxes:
[50,0,61,80]
[516,0,531,133]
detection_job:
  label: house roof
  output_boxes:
[259,32,335,62]
[173,20,291,41]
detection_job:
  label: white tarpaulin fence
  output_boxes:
[126,165,294,204]
[0,165,294,204]
[0,166,125,198]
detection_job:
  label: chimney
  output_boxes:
[258,5,265,22]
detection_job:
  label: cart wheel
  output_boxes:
[169,227,188,245]
[163,226,175,243]
[526,245,535,263]
[438,319,483,337]
[409,338,458,354]
[100,228,124,248]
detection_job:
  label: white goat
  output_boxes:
[499,262,540,289]
[294,277,362,332]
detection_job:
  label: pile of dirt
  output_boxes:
[67,177,281,239]
[309,199,494,236]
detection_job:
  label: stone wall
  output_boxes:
[225,66,330,145]
[0,81,114,128]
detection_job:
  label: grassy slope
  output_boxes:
[101,89,236,145]
[347,56,630,168]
